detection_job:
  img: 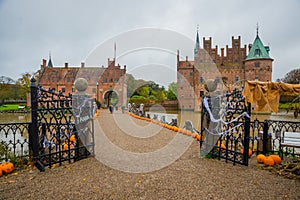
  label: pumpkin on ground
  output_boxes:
[1,162,14,174]
[256,154,266,163]
[196,134,201,141]
[5,162,14,174]
[263,156,275,166]
[269,154,282,165]
[0,168,2,177]
[217,141,226,152]
[240,148,253,157]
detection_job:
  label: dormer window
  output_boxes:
[254,48,261,56]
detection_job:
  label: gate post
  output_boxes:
[243,103,251,166]
[263,120,269,154]
[30,78,45,171]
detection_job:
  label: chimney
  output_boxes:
[81,62,85,68]
[65,63,68,68]
[186,56,188,61]
[248,44,252,52]
[42,59,47,67]
[221,48,224,58]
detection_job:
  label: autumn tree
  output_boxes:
[0,76,16,104]
[16,72,32,99]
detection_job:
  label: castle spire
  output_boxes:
[194,25,200,58]
[256,23,259,36]
[47,51,53,68]
[195,24,200,49]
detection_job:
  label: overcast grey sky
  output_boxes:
[1,0,299,86]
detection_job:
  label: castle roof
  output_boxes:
[245,35,272,61]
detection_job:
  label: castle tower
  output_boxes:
[244,27,273,82]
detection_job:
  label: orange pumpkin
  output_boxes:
[1,162,14,174]
[264,156,275,166]
[173,127,179,132]
[256,154,266,163]
[196,134,201,141]
[5,162,14,174]
[217,141,226,152]
[0,167,2,177]
[70,135,76,143]
[63,143,69,150]
[269,155,281,165]
[240,148,253,157]
[191,133,197,138]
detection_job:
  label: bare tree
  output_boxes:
[282,68,300,84]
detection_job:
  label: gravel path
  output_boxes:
[1,110,299,200]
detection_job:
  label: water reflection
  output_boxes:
[0,112,31,124]
[146,109,299,131]
[0,113,31,156]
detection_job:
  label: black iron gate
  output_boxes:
[200,89,251,166]
[30,78,94,170]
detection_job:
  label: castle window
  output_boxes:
[110,78,113,82]
[67,77,70,82]
[200,76,204,83]
[254,49,261,56]
[200,90,204,97]
[190,72,193,76]
[235,75,239,83]
[255,75,259,80]
[255,62,260,67]
[61,88,65,93]
[104,78,107,83]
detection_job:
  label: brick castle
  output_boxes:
[38,57,127,107]
[177,28,273,111]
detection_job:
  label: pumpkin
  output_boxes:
[196,134,201,141]
[173,127,179,132]
[70,135,76,143]
[63,143,69,150]
[269,155,281,165]
[191,133,197,138]
[256,154,266,163]
[264,156,275,166]
[186,131,192,136]
[240,148,253,157]
[217,141,226,152]
[1,162,14,174]
[5,162,14,174]
[0,167,2,177]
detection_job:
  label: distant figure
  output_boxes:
[109,105,113,114]
[128,103,132,112]
[139,104,144,116]
[121,105,125,113]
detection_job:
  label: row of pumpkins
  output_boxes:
[0,162,14,177]
[257,154,282,166]
[127,112,201,141]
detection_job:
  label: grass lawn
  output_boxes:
[279,102,300,109]
[0,104,22,111]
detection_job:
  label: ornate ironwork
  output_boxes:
[200,88,251,166]
[0,122,30,162]
[30,78,94,169]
